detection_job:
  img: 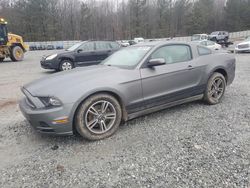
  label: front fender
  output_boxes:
[58,55,75,62]
[68,87,126,126]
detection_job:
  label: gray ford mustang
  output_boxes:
[19,41,236,140]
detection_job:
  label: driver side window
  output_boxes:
[151,45,192,64]
[78,42,94,52]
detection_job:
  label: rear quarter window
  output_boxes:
[96,41,111,50]
[197,46,212,56]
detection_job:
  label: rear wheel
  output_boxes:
[204,72,226,105]
[75,93,122,141]
[10,46,24,61]
[59,60,73,71]
[0,58,4,62]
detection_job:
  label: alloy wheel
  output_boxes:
[61,62,72,71]
[85,100,117,134]
[208,77,225,101]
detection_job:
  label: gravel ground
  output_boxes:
[0,50,249,188]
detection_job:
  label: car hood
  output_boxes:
[44,50,74,58]
[23,65,135,101]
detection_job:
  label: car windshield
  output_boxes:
[211,32,219,35]
[102,46,151,68]
[66,42,84,51]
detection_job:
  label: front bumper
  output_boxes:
[40,57,58,70]
[19,98,74,135]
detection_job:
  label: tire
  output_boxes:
[59,60,74,71]
[75,93,122,141]
[204,72,226,105]
[0,58,4,62]
[10,46,24,61]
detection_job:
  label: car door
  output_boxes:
[94,41,113,63]
[75,42,97,66]
[140,44,204,109]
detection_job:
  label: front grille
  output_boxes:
[238,44,249,49]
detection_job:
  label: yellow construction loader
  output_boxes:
[0,18,28,62]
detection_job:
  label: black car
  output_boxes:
[41,41,120,71]
[46,45,55,50]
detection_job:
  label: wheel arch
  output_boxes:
[71,90,128,135]
[208,66,228,84]
[213,68,228,83]
[58,57,75,70]
[59,56,74,62]
[58,55,74,63]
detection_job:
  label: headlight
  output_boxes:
[38,96,62,108]
[46,54,57,60]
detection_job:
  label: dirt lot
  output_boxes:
[0,50,249,187]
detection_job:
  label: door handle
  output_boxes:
[187,65,194,70]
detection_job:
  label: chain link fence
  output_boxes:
[26,30,250,50]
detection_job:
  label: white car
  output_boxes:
[235,37,250,53]
[134,37,144,43]
[199,40,222,50]
[191,34,208,41]
[120,40,130,47]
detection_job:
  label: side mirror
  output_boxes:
[77,49,83,53]
[148,58,166,67]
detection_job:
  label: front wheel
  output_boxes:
[75,93,122,141]
[10,46,24,61]
[0,58,4,62]
[204,72,226,105]
[59,60,74,71]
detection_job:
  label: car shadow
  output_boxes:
[42,70,58,74]
[0,60,13,64]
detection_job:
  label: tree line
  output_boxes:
[0,0,250,41]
